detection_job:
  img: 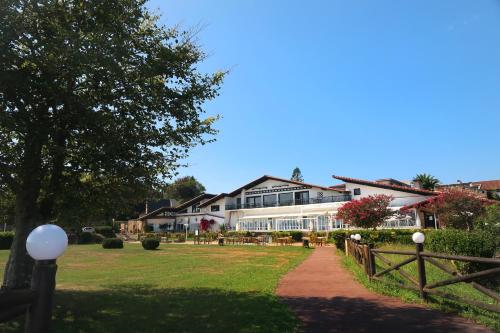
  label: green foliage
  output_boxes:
[164,176,206,203]
[94,226,115,238]
[0,232,14,250]
[329,229,430,250]
[92,233,106,244]
[336,195,395,230]
[413,173,440,190]
[78,232,94,244]
[102,238,124,249]
[141,238,160,250]
[290,167,304,182]
[474,204,500,239]
[426,229,497,275]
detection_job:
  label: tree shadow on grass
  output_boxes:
[30,284,295,333]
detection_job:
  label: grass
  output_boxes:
[340,244,500,332]
[0,243,311,333]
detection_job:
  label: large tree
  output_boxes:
[164,176,206,203]
[413,173,440,190]
[0,0,225,288]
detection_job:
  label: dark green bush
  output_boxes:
[102,238,123,249]
[78,232,94,244]
[145,225,154,232]
[94,226,115,238]
[92,233,106,244]
[141,237,160,250]
[427,229,497,275]
[0,232,14,250]
[329,229,433,251]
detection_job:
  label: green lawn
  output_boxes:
[0,244,311,333]
[340,244,500,332]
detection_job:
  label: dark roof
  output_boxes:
[332,175,437,196]
[199,193,228,208]
[228,175,346,196]
[139,206,177,220]
[139,193,216,220]
[375,178,410,187]
[174,193,217,211]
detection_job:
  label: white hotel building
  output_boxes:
[138,175,438,232]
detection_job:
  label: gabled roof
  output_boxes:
[332,175,437,196]
[174,193,217,211]
[228,175,346,196]
[199,193,228,208]
[139,193,216,220]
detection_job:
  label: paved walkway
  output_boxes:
[276,247,492,333]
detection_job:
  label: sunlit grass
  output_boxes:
[0,244,311,333]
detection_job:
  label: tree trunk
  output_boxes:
[2,127,45,289]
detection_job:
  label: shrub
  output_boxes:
[474,204,500,241]
[78,232,94,244]
[0,232,14,250]
[329,229,431,251]
[142,237,160,250]
[92,233,106,244]
[94,226,115,238]
[427,229,497,275]
[336,195,395,230]
[102,238,123,249]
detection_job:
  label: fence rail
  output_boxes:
[345,239,500,313]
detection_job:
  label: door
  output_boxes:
[294,191,309,205]
[423,213,436,228]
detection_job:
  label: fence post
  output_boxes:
[345,238,349,256]
[367,243,375,278]
[25,260,58,333]
[415,242,427,301]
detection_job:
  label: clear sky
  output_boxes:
[148,0,500,194]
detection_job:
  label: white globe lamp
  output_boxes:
[354,234,361,241]
[412,232,425,244]
[350,234,355,240]
[26,224,68,261]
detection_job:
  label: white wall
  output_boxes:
[343,183,430,207]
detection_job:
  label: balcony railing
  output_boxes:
[225,194,351,210]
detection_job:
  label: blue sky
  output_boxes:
[148,0,500,194]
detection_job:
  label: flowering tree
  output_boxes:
[430,188,487,231]
[199,218,216,232]
[336,195,394,230]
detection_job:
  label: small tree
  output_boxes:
[475,204,500,234]
[413,173,440,190]
[336,195,394,230]
[291,167,304,182]
[430,188,486,231]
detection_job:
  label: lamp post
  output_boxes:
[412,231,427,300]
[25,224,68,333]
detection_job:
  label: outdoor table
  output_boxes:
[317,237,326,246]
[194,235,201,245]
[218,237,224,246]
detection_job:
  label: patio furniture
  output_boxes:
[194,235,201,245]
[302,237,310,248]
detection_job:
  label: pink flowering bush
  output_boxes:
[336,195,394,230]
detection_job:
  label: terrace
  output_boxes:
[225,194,352,210]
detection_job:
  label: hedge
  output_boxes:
[427,229,497,275]
[0,232,14,250]
[92,233,106,244]
[142,237,160,250]
[78,232,94,244]
[94,226,115,238]
[329,229,432,251]
[102,238,123,249]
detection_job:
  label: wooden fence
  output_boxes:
[345,239,500,313]
[0,260,58,333]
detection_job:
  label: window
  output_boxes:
[211,205,220,212]
[295,191,309,204]
[236,197,242,208]
[192,203,200,212]
[278,192,293,206]
[245,196,262,208]
[263,194,277,207]
[353,188,361,195]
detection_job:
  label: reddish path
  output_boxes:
[276,247,492,333]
